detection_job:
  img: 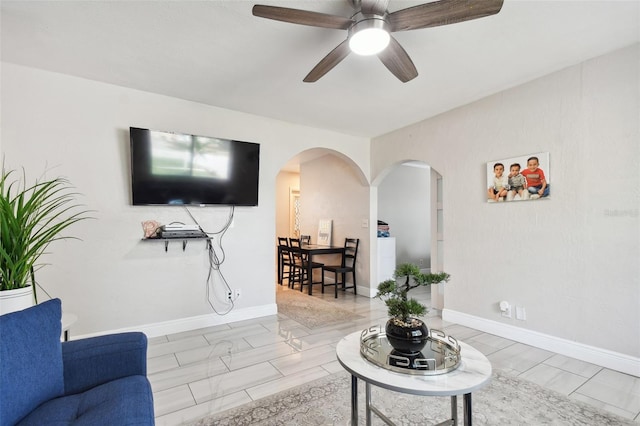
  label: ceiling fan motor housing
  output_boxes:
[348,12,391,55]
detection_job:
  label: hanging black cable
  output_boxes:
[185,206,235,315]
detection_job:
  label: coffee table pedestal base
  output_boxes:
[351,377,473,426]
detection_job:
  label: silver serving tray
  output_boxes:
[360,325,461,376]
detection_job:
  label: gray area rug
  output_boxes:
[276,289,364,329]
[193,370,632,425]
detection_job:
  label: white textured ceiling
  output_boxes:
[1,1,639,138]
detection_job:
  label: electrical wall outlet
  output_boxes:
[516,306,526,320]
[501,305,512,318]
[499,301,511,318]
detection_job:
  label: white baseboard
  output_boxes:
[73,303,278,340]
[443,309,640,377]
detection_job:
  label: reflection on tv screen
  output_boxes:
[149,131,231,180]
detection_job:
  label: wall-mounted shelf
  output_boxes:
[142,235,210,252]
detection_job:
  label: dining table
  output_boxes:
[278,242,345,295]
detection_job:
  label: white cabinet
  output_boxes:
[377,237,396,282]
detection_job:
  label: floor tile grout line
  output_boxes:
[150,286,640,424]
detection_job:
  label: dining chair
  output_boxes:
[322,238,359,298]
[299,235,313,264]
[278,237,298,287]
[289,237,324,293]
[300,234,311,245]
[298,234,312,273]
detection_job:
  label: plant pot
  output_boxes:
[0,286,34,315]
[385,317,429,355]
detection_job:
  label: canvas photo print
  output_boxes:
[486,152,550,202]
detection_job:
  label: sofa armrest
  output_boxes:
[62,332,148,395]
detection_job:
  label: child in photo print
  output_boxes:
[487,162,508,202]
[506,163,527,201]
[486,152,550,202]
[522,156,550,199]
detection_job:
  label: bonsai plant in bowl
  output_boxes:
[0,165,89,313]
[376,263,450,356]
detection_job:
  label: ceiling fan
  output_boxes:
[253,0,503,83]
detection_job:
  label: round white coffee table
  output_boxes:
[336,330,492,426]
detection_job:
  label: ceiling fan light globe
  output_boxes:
[349,27,390,55]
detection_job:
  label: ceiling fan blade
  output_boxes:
[252,5,353,30]
[377,36,418,83]
[304,40,351,83]
[360,0,390,16]
[389,0,504,32]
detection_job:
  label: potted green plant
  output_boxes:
[0,165,89,313]
[376,263,450,355]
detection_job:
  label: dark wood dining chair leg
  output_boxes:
[278,248,282,285]
[299,267,308,292]
[292,263,303,290]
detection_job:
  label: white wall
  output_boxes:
[3,46,638,373]
[377,164,431,267]
[275,171,299,239]
[372,46,640,364]
[1,63,369,336]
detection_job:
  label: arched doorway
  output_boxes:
[274,148,371,295]
[373,160,445,309]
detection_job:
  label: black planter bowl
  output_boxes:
[385,318,429,355]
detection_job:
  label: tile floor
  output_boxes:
[149,285,640,425]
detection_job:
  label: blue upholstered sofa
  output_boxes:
[0,299,154,426]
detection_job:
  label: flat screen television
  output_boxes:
[130,127,260,206]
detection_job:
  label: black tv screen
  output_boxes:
[130,127,260,206]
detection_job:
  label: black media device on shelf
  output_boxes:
[129,127,260,206]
